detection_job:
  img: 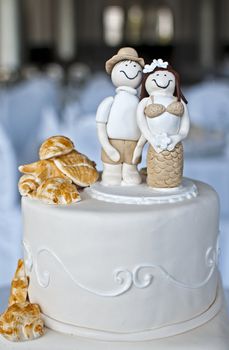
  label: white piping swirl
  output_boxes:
[32,240,218,296]
[35,247,133,297]
[23,240,33,273]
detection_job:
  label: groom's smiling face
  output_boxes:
[111,60,143,88]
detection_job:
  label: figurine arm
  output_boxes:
[96,96,114,124]
[96,97,120,162]
[167,101,190,151]
[137,98,161,153]
[132,134,147,164]
[178,101,190,139]
[96,123,120,162]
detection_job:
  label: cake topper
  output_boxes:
[96,47,145,186]
[133,60,190,188]
[18,136,99,204]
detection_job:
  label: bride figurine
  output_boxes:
[133,59,190,188]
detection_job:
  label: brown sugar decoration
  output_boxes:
[0,260,44,342]
[54,150,99,187]
[18,174,39,198]
[18,135,99,205]
[8,259,29,307]
[36,177,81,205]
[39,135,74,160]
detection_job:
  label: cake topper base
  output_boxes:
[85,178,198,205]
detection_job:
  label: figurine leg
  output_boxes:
[122,163,142,185]
[102,163,122,186]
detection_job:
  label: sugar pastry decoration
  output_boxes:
[36,177,81,205]
[54,150,99,187]
[0,260,44,342]
[18,174,39,198]
[8,259,29,307]
[0,303,44,342]
[18,136,99,204]
[39,135,74,160]
[19,159,67,184]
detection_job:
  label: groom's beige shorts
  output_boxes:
[102,139,139,165]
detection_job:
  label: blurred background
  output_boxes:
[0,0,229,291]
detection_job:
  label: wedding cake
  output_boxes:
[0,48,228,349]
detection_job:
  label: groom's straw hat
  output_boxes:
[105,47,145,74]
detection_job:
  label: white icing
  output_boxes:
[23,240,33,273]
[42,286,222,341]
[22,181,220,335]
[35,246,133,296]
[30,241,218,295]
[133,248,217,290]
[1,301,229,349]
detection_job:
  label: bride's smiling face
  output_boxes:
[145,70,176,95]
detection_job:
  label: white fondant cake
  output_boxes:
[5,49,228,348]
[20,180,227,344]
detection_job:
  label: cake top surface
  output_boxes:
[21,180,218,214]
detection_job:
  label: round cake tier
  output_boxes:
[22,180,220,341]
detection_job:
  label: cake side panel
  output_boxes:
[22,182,219,333]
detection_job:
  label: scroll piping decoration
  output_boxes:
[26,239,220,297]
[23,240,33,273]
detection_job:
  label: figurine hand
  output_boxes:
[148,137,165,154]
[132,146,142,164]
[167,135,181,151]
[154,133,171,150]
[106,146,120,162]
[152,145,164,153]
[167,143,176,151]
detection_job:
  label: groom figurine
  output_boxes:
[96,47,145,186]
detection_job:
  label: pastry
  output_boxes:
[8,259,28,306]
[39,135,74,160]
[0,303,44,342]
[19,159,66,184]
[18,137,99,204]
[18,174,39,198]
[0,260,44,342]
[54,150,99,187]
[36,177,81,205]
